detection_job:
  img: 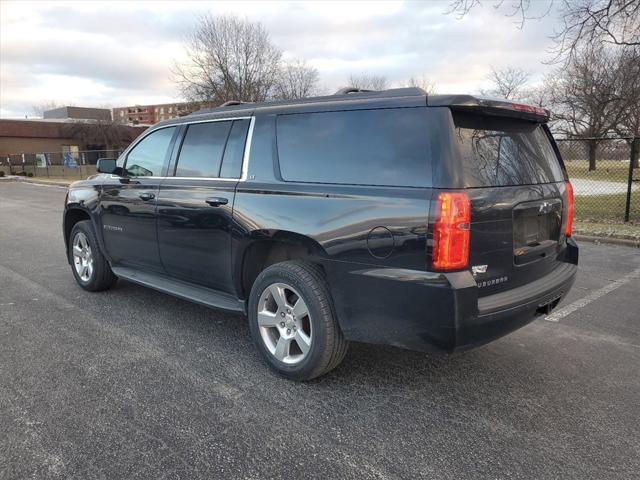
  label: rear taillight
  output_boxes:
[565,181,574,237]
[432,192,471,270]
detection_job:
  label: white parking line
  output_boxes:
[545,266,640,322]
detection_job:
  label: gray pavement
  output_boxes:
[1,181,639,480]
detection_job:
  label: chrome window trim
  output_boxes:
[240,116,255,181]
[118,116,255,182]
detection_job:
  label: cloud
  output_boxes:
[0,0,560,118]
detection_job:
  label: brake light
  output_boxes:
[432,192,471,270]
[565,181,574,236]
[511,103,547,115]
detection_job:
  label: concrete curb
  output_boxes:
[22,181,70,188]
[26,179,71,186]
[1,177,72,187]
[574,234,640,248]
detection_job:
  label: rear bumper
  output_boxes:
[324,239,578,352]
[457,261,576,350]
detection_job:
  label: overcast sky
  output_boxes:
[0,0,561,119]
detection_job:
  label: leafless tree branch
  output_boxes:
[346,73,389,91]
[544,44,638,168]
[484,66,531,99]
[172,14,283,104]
[63,120,139,150]
[446,0,640,61]
[404,75,438,94]
[274,59,320,99]
[31,101,66,118]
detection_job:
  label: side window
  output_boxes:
[276,108,431,187]
[175,121,232,178]
[220,119,250,178]
[125,127,176,176]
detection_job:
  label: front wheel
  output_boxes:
[248,261,348,381]
[68,220,117,291]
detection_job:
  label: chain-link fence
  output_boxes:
[556,137,639,224]
[1,139,639,223]
[0,150,123,179]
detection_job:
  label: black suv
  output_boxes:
[63,88,578,380]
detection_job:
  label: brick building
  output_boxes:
[112,102,210,125]
[0,119,146,160]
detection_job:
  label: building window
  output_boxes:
[168,107,173,113]
[120,111,124,117]
[160,107,164,114]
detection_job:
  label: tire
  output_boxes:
[248,261,348,381]
[68,220,117,292]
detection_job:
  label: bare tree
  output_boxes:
[64,120,141,150]
[173,14,282,104]
[347,73,389,91]
[554,0,640,57]
[32,101,65,118]
[485,66,531,100]
[274,59,320,99]
[405,75,437,94]
[524,80,555,109]
[613,46,640,166]
[446,0,640,60]
[548,45,629,170]
[447,0,553,28]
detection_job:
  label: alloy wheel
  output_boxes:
[72,232,93,282]
[257,282,312,365]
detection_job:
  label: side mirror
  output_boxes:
[96,158,117,174]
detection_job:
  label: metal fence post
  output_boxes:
[624,137,638,223]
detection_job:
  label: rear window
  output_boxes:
[453,112,564,187]
[276,108,431,187]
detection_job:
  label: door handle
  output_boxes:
[139,192,155,201]
[205,196,229,207]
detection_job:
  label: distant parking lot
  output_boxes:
[572,177,638,196]
[1,181,639,479]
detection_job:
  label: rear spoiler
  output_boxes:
[427,94,550,123]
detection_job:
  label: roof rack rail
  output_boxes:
[334,87,374,95]
[187,87,428,117]
[219,100,246,107]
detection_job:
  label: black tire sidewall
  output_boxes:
[248,263,334,380]
[69,221,107,291]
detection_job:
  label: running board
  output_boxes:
[112,266,245,314]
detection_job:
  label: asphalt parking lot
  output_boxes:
[1,181,639,480]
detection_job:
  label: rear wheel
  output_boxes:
[248,261,348,381]
[69,220,117,291]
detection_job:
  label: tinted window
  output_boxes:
[125,127,175,176]
[175,121,232,177]
[277,108,431,187]
[453,112,565,187]
[220,119,250,178]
